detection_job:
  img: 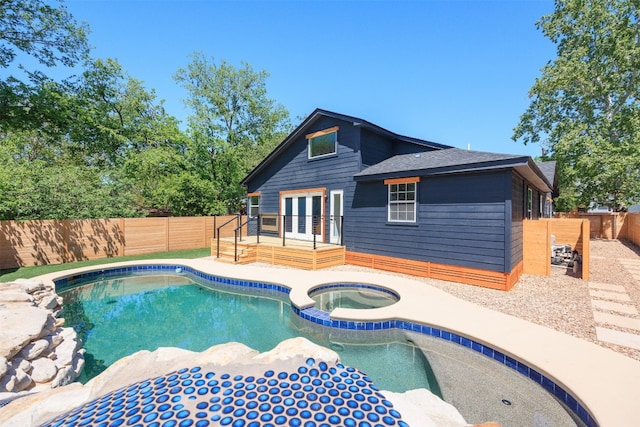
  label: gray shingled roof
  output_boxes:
[535,161,557,187]
[355,148,529,178]
[354,148,553,192]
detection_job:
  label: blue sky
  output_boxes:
[62,0,556,158]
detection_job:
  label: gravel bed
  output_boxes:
[318,239,640,362]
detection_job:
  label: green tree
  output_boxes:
[68,58,186,167]
[0,0,89,132]
[513,0,640,211]
[0,159,138,220]
[174,53,291,212]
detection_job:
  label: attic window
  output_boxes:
[307,126,338,159]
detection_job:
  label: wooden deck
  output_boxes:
[212,236,346,270]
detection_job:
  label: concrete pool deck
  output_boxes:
[33,257,640,426]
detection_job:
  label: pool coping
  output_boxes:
[37,258,640,427]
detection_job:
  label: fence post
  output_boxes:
[282,215,286,247]
[581,219,590,281]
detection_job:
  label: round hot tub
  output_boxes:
[309,283,400,312]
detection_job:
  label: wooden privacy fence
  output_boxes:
[0,216,238,270]
[624,213,640,247]
[523,218,590,280]
[555,212,631,240]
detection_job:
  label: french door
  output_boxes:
[282,191,323,241]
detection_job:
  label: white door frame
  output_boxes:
[281,190,324,241]
[329,189,343,244]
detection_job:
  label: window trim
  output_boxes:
[247,192,260,218]
[385,177,419,223]
[306,126,339,159]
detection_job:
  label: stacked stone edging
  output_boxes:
[0,279,84,396]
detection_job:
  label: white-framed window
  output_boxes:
[307,127,338,159]
[248,194,260,218]
[526,187,533,219]
[388,181,417,223]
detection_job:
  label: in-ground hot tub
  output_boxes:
[309,283,400,311]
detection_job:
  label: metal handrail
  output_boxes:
[280,214,341,249]
[231,216,260,262]
[216,214,240,258]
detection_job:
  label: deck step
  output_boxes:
[214,241,257,265]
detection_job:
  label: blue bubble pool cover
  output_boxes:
[42,357,409,427]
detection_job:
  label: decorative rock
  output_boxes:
[12,279,45,293]
[0,292,34,303]
[19,339,49,361]
[30,358,57,383]
[39,295,59,310]
[0,356,8,378]
[0,373,17,392]
[36,316,57,339]
[50,352,83,388]
[52,329,79,369]
[0,306,50,360]
[10,357,31,373]
[13,368,33,392]
[43,329,64,350]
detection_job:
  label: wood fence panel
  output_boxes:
[64,219,123,262]
[0,219,124,268]
[626,213,640,247]
[523,220,550,276]
[0,216,222,269]
[555,213,627,239]
[213,215,244,239]
[523,218,589,279]
[123,218,168,256]
[168,217,208,251]
[550,219,586,255]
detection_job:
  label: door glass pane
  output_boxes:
[332,193,341,237]
[312,195,322,235]
[285,198,292,233]
[297,197,306,234]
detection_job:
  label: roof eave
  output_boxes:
[354,157,532,182]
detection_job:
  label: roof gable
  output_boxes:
[240,108,452,185]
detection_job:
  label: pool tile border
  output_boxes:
[54,264,597,427]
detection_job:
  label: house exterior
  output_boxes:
[240,109,555,290]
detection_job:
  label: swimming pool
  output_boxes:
[55,265,589,426]
[59,273,434,394]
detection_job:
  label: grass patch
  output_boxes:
[0,248,211,282]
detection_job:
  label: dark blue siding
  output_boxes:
[510,173,524,268]
[349,171,511,272]
[360,130,394,167]
[246,116,361,238]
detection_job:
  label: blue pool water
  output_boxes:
[59,273,438,394]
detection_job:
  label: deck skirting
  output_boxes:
[256,245,345,270]
[345,251,522,291]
